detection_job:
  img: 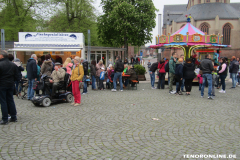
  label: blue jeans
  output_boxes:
[149,71,155,87]
[220,74,227,91]
[201,74,212,97]
[113,72,123,90]
[231,73,237,88]
[83,75,88,93]
[176,78,185,91]
[15,81,22,93]
[199,84,202,91]
[124,79,129,87]
[27,79,35,100]
[91,75,96,89]
[0,86,17,121]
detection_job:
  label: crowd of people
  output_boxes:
[0,48,239,125]
[149,52,239,100]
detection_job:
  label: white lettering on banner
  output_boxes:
[19,32,84,43]
[183,154,236,159]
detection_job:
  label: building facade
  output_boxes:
[162,0,240,59]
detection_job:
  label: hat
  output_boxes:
[55,62,62,65]
[13,58,20,62]
[232,56,236,59]
[74,56,80,62]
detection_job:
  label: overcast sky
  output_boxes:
[93,0,240,47]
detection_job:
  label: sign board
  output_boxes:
[19,32,84,43]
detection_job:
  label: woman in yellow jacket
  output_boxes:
[70,56,84,106]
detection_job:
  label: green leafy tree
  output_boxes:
[97,0,157,58]
[0,0,46,41]
[46,0,99,46]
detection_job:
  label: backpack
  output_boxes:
[100,71,105,80]
[82,61,88,75]
[165,62,169,72]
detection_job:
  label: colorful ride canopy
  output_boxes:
[172,23,205,36]
[150,21,227,49]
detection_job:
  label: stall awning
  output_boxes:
[9,48,82,52]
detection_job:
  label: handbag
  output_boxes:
[78,65,84,89]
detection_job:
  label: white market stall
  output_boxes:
[9,32,85,66]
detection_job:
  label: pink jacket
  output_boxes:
[66,63,73,75]
[197,74,203,84]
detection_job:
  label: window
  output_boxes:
[223,23,231,45]
[200,23,210,34]
[198,0,201,3]
[206,0,210,2]
[180,24,185,29]
[216,0,219,2]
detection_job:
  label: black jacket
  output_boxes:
[183,63,195,79]
[149,62,158,72]
[26,58,37,80]
[175,63,183,78]
[16,66,24,81]
[218,63,228,75]
[200,58,214,74]
[82,60,89,75]
[114,60,124,72]
[229,60,239,73]
[90,64,96,76]
[0,58,18,87]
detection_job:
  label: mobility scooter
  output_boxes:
[31,69,73,107]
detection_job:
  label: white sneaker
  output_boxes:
[169,90,176,94]
[219,89,223,92]
[111,89,117,92]
[219,90,226,93]
[152,87,156,89]
[120,90,123,92]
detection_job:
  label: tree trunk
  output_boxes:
[124,37,128,61]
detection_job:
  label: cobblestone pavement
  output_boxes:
[0,82,240,160]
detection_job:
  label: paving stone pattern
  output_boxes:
[0,83,240,160]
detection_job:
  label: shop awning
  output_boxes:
[9,48,82,52]
[9,42,84,52]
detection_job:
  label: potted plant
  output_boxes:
[134,64,146,81]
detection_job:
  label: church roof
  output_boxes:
[163,4,187,29]
[175,3,240,22]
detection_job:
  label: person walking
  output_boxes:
[200,54,214,99]
[175,58,184,95]
[229,56,239,89]
[218,58,228,93]
[80,58,89,95]
[13,58,24,97]
[70,56,84,106]
[183,58,195,95]
[176,54,185,92]
[112,56,124,92]
[90,60,97,90]
[26,54,38,100]
[157,59,166,89]
[0,50,18,125]
[169,52,178,94]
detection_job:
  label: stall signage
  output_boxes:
[19,32,83,43]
